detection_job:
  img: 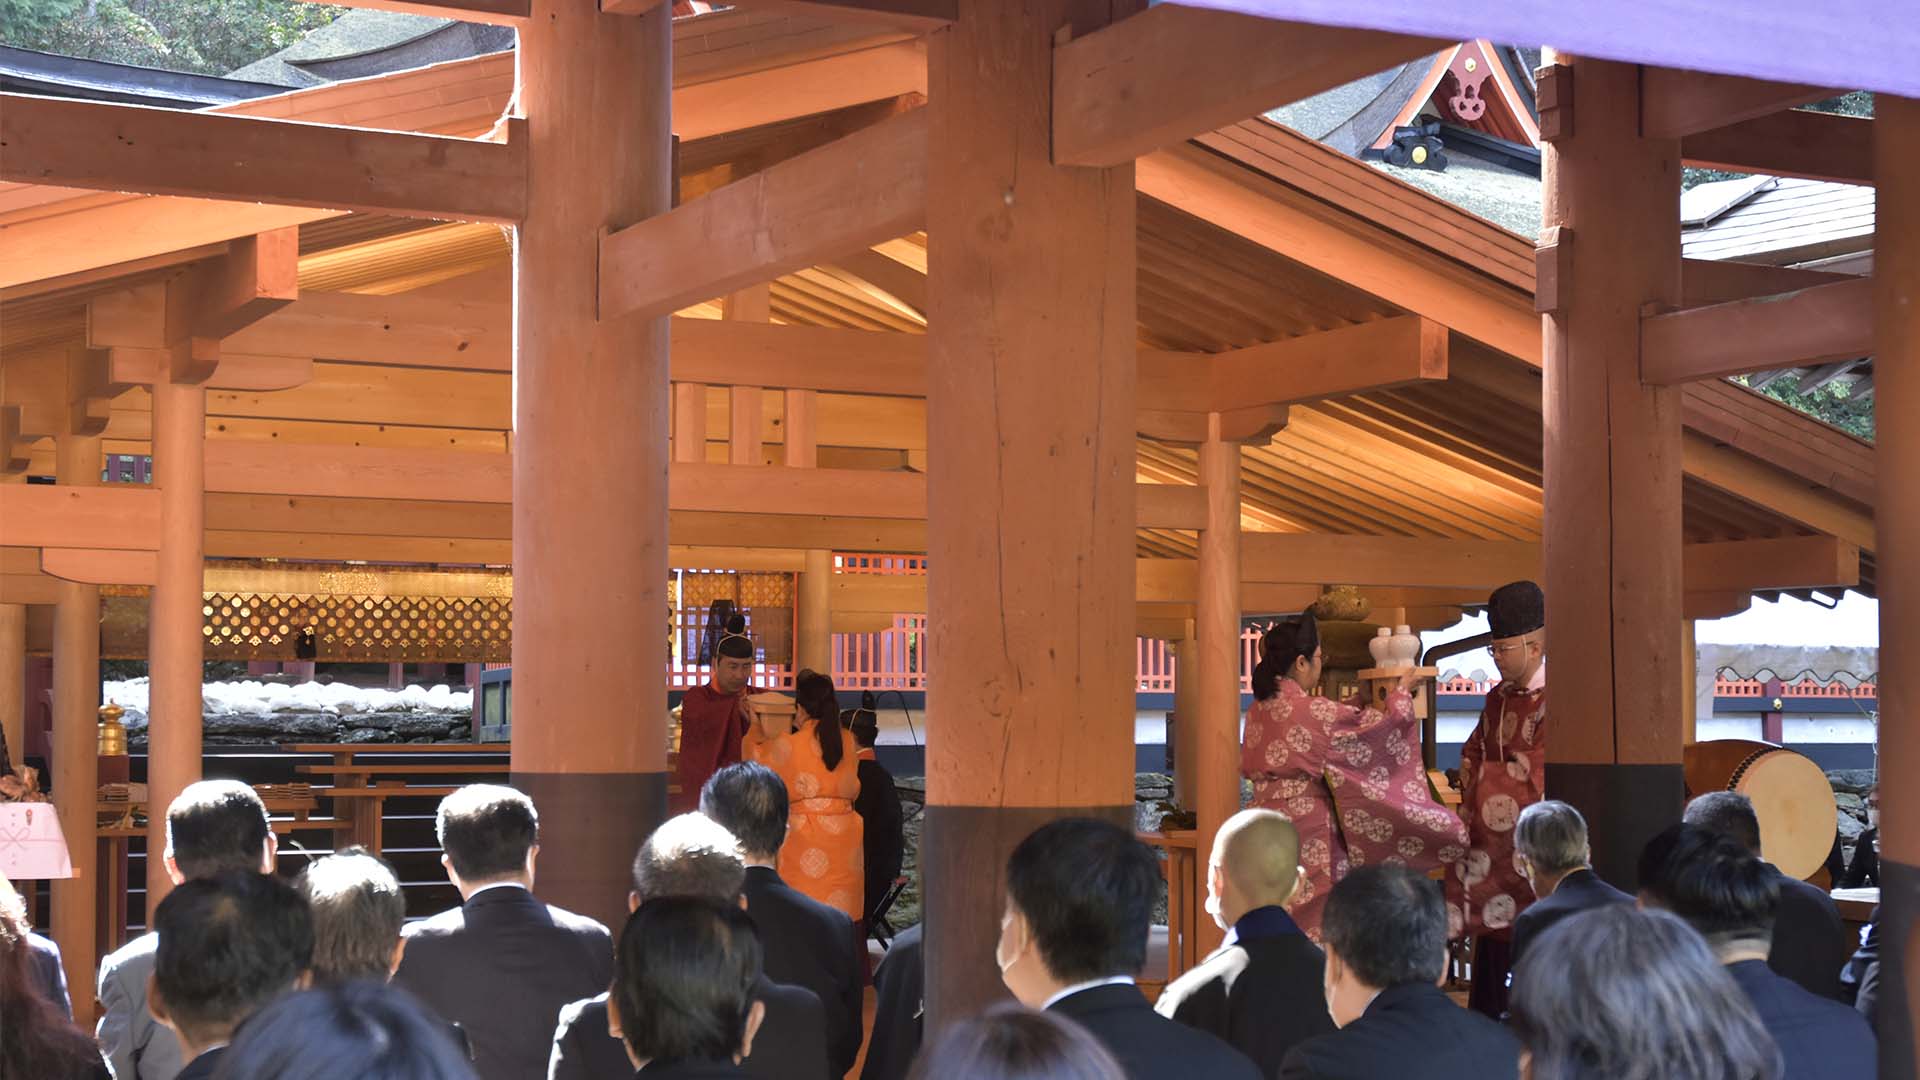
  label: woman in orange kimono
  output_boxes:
[743,668,865,920]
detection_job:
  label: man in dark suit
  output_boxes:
[848,709,904,931]
[548,811,827,1080]
[392,784,613,1080]
[25,919,72,1018]
[1280,867,1520,1080]
[1155,809,1332,1077]
[701,763,864,1077]
[98,779,278,1080]
[860,922,923,1080]
[1686,791,1851,998]
[1507,800,1632,970]
[998,818,1261,1080]
[1640,823,1875,1079]
[148,871,314,1080]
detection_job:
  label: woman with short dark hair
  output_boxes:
[0,874,108,1080]
[1509,904,1782,1080]
[741,668,864,918]
[609,896,766,1078]
[211,979,476,1080]
[908,1004,1127,1080]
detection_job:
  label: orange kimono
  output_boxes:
[744,718,865,920]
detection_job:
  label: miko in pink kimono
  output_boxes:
[1241,614,1470,942]
[1446,579,1547,1019]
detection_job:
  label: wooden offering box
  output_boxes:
[1356,666,1439,720]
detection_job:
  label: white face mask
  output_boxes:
[995,910,1021,975]
[1868,809,1881,829]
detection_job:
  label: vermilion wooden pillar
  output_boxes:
[1193,421,1243,956]
[51,434,99,1025]
[1539,56,1685,889]
[1872,93,1918,1080]
[0,603,23,779]
[923,0,1141,1023]
[511,0,672,931]
[147,377,206,912]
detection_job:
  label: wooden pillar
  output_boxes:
[1170,623,1199,806]
[147,377,206,912]
[511,0,672,932]
[786,387,832,673]
[923,0,1140,1023]
[51,433,100,1026]
[0,603,23,774]
[1539,55,1686,891]
[1193,422,1242,956]
[1872,93,1920,1080]
[726,285,769,467]
[1680,619,1697,747]
[672,384,708,462]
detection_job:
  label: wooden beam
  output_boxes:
[599,108,926,320]
[0,94,527,224]
[1641,277,1872,385]
[1135,404,1289,447]
[205,441,511,503]
[0,485,160,551]
[1682,108,1872,184]
[289,0,527,24]
[41,548,156,586]
[673,320,924,395]
[1681,536,1858,594]
[703,0,953,31]
[1680,257,1855,306]
[668,510,927,552]
[1052,7,1442,167]
[224,289,509,371]
[1136,483,1207,531]
[1639,70,1830,139]
[193,229,299,340]
[1139,315,1448,413]
[1242,532,1538,590]
[110,351,312,391]
[1682,433,1876,551]
[204,530,511,564]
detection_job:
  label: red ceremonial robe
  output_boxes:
[1446,664,1547,939]
[672,683,751,813]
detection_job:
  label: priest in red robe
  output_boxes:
[670,611,758,813]
[1447,580,1546,1019]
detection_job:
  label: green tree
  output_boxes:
[1,0,342,77]
[1736,374,1875,441]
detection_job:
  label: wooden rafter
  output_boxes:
[1639,70,1832,139]
[1137,315,1448,414]
[1641,277,1873,385]
[1051,6,1443,167]
[1682,108,1872,184]
[685,0,952,30]
[1679,257,1853,306]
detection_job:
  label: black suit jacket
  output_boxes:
[548,977,828,1080]
[1048,983,1261,1080]
[1508,869,1632,971]
[1727,959,1876,1079]
[28,929,72,1019]
[393,885,614,1080]
[1770,869,1851,1000]
[174,1048,223,1080]
[741,866,863,1077]
[1279,982,1520,1080]
[853,757,904,923]
[859,924,923,1080]
[1154,908,1334,1078]
[631,1061,749,1079]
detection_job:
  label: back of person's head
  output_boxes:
[1005,818,1159,983]
[1637,823,1779,951]
[907,1003,1128,1080]
[1213,808,1301,910]
[296,847,406,984]
[152,870,314,1048]
[793,668,848,771]
[434,784,538,883]
[1251,614,1319,701]
[612,896,763,1067]
[1511,905,1781,1080]
[1683,791,1763,855]
[632,812,746,904]
[699,762,789,859]
[1514,800,1591,878]
[0,873,107,1080]
[166,779,271,880]
[1323,865,1447,989]
[216,979,478,1080]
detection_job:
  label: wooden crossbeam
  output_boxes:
[683,0,953,30]
[205,441,511,503]
[600,108,927,321]
[1052,6,1443,168]
[1139,315,1448,414]
[1640,277,1873,385]
[1681,535,1860,593]
[1682,108,1872,184]
[0,94,527,224]
[673,320,924,395]
[1680,257,1854,306]
[109,352,312,391]
[0,485,160,551]
[1640,70,1832,139]
[225,290,509,371]
[289,0,526,24]
[42,548,156,586]
[193,230,300,340]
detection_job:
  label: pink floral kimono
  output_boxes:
[1242,680,1471,941]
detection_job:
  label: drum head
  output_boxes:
[1732,750,1838,880]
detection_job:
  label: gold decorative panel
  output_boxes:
[200,592,512,662]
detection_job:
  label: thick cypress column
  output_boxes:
[51,434,100,1023]
[147,377,206,912]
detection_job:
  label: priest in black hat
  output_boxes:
[1446,580,1546,1020]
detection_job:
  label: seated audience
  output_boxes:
[99,779,277,1080]
[608,896,766,1078]
[1685,791,1849,998]
[701,763,863,1076]
[907,1003,1127,1080]
[860,923,924,1080]
[1279,866,1519,1080]
[149,870,314,1080]
[741,669,865,920]
[1155,809,1334,1076]
[2,870,72,1016]
[849,703,905,931]
[1837,785,1879,889]
[1510,904,1781,1080]
[1507,801,1631,970]
[549,813,827,1080]
[998,817,1260,1080]
[1639,824,1875,1080]
[297,847,407,984]
[1,873,107,1079]
[1841,910,1881,1026]
[216,979,479,1080]
[392,784,613,1080]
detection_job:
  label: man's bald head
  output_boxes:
[1213,809,1302,907]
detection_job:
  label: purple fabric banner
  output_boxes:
[1178,0,1920,99]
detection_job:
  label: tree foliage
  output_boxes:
[1736,375,1876,441]
[0,0,342,77]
